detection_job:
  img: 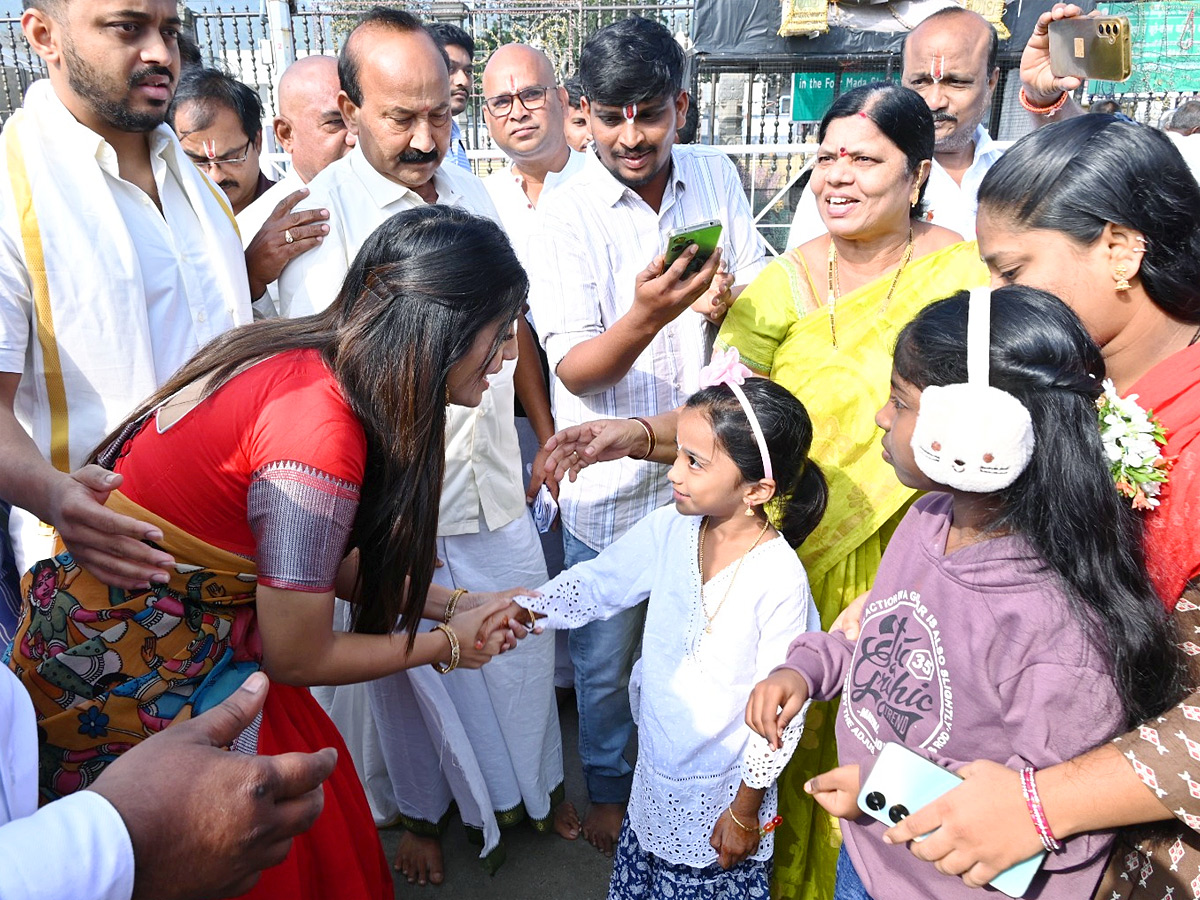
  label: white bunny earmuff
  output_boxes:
[909,288,1035,493]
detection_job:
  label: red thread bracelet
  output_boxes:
[1020,766,1062,852]
[1019,86,1068,116]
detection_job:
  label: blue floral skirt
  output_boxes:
[608,815,771,900]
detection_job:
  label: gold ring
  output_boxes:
[284,229,295,244]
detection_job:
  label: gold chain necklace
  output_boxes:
[698,516,771,633]
[825,226,916,350]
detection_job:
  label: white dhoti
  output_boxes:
[369,511,562,862]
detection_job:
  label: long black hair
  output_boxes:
[686,379,828,549]
[93,205,528,643]
[818,83,935,218]
[894,286,1185,728]
[977,115,1200,324]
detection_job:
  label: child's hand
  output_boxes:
[804,764,862,821]
[830,590,870,640]
[709,808,761,869]
[745,669,810,750]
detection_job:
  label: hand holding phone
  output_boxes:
[663,219,723,278]
[857,743,1046,898]
[1049,15,1132,82]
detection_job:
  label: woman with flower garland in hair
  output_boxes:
[853,115,1200,900]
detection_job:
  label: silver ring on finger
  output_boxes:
[284,229,295,244]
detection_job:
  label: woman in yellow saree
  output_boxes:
[715,84,986,900]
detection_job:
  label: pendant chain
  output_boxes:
[826,227,916,350]
[698,516,771,633]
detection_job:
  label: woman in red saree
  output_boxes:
[844,115,1200,898]
[6,206,530,900]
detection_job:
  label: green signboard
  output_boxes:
[791,71,892,121]
[1094,0,1200,93]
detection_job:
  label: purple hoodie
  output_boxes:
[780,494,1121,900]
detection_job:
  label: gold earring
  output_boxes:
[744,503,756,517]
[910,188,920,207]
[444,384,452,406]
[1114,264,1131,292]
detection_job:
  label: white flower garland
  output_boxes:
[1097,378,1171,510]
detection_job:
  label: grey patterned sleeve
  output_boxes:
[247,460,360,592]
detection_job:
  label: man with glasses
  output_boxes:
[427,22,475,171]
[275,10,562,888]
[169,67,275,216]
[480,44,588,767]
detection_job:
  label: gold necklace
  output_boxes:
[698,516,771,633]
[825,226,916,350]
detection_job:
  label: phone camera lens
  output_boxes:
[888,804,910,823]
[865,792,886,811]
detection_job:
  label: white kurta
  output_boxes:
[528,505,820,867]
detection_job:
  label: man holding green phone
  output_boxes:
[525,15,768,857]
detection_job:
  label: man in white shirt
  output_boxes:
[276,10,563,884]
[238,55,354,316]
[0,0,251,586]
[0,665,334,900]
[787,7,1006,247]
[480,44,586,493]
[525,15,768,854]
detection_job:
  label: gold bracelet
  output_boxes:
[432,623,460,674]
[524,606,539,630]
[444,588,468,623]
[629,416,656,460]
[727,806,758,834]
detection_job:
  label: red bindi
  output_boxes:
[838,147,848,157]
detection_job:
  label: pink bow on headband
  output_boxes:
[699,347,752,390]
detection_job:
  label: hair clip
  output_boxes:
[698,348,773,481]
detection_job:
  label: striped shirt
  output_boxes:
[526,146,767,551]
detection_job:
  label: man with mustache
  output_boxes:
[0,0,250,584]
[276,9,563,888]
[787,7,1005,246]
[524,15,767,856]
[169,67,275,216]
[427,22,474,172]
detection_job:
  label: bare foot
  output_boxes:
[393,831,444,886]
[553,800,581,840]
[581,802,625,856]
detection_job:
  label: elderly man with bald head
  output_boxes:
[787,7,1006,245]
[238,55,354,314]
[481,45,586,274]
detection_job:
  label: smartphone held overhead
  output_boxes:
[1048,15,1132,82]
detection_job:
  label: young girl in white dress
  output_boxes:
[520,349,827,899]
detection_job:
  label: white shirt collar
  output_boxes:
[346,142,463,210]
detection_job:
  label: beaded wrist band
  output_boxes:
[444,588,468,623]
[727,806,758,834]
[1019,766,1062,852]
[629,417,656,461]
[1019,86,1068,116]
[432,623,460,674]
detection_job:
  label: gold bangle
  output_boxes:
[432,623,460,674]
[444,588,468,623]
[524,606,539,630]
[727,806,758,834]
[629,416,656,460]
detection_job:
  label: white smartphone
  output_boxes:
[857,743,1046,899]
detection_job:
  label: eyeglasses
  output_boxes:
[483,86,552,117]
[186,140,253,170]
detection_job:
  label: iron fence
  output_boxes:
[1,3,1194,252]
